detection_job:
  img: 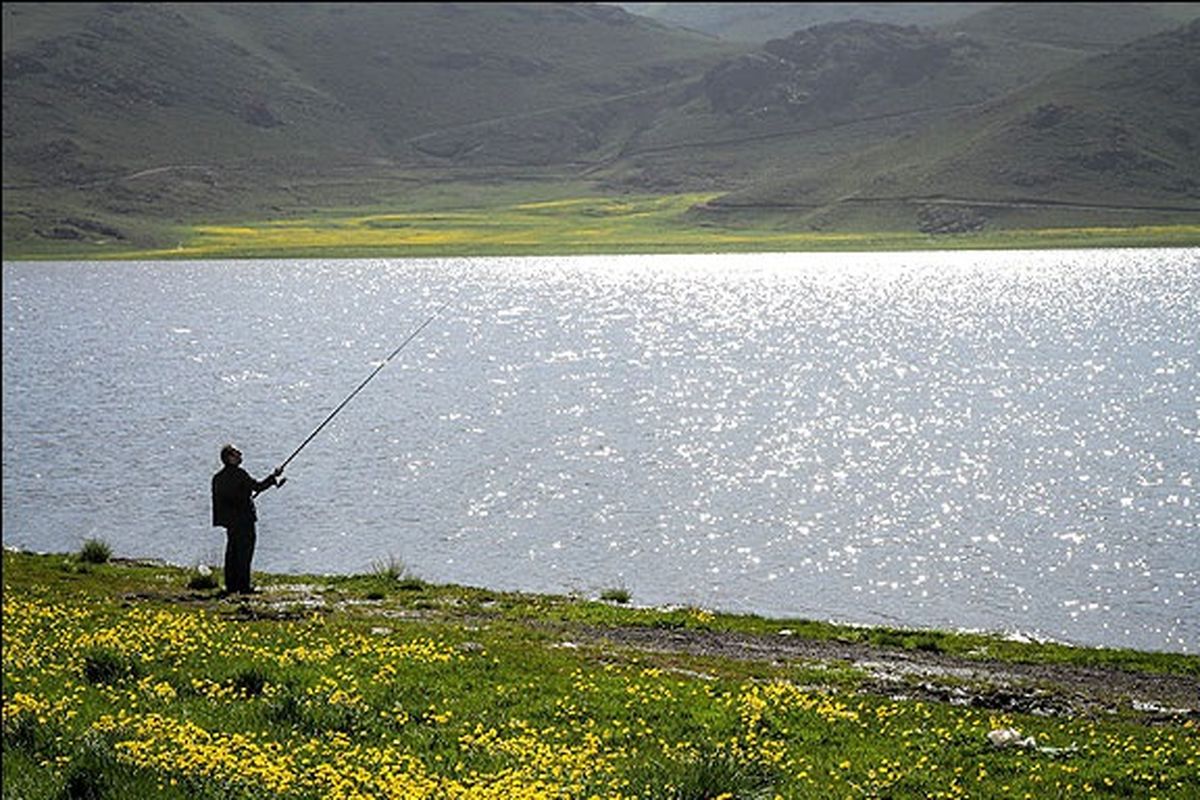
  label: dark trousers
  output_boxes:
[223,521,257,593]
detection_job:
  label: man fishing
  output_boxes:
[211,444,284,595]
[206,304,446,596]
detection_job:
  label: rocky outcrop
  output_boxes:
[916,204,987,234]
[703,20,967,117]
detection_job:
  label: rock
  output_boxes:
[1028,103,1068,129]
[917,204,987,234]
[704,21,962,116]
[987,728,1036,749]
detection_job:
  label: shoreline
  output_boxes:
[7,548,1196,683]
[8,545,1184,658]
[5,548,1197,798]
[5,213,1198,262]
[6,237,1200,264]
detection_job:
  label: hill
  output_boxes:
[603,21,1074,190]
[2,2,733,175]
[402,5,1163,190]
[696,18,1200,232]
[614,3,996,43]
[3,2,1198,254]
[2,2,738,248]
[942,2,1200,51]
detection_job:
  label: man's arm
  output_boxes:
[248,466,284,494]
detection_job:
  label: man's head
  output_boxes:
[220,444,243,466]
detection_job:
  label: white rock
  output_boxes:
[988,728,1036,749]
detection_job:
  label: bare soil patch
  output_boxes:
[585,625,1199,723]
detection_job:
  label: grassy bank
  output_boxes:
[6,193,1199,261]
[3,548,1197,799]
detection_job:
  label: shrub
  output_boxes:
[78,538,111,564]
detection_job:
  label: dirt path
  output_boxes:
[582,625,1200,722]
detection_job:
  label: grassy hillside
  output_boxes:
[589,18,1088,195]
[942,2,1200,51]
[4,3,1198,257]
[697,18,1200,232]
[428,3,1198,205]
[2,2,733,176]
[616,2,995,43]
[2,2,738,250]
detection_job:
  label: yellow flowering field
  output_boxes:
[83,194,1200,261]
[3,550,1197,799]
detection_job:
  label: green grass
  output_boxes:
[600,586,632,605]
[7,191,1197,261]
[3,549,1197,799]
[370,555,426,593]
[78,538,112,565]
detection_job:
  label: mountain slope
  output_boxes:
[2,2,738,246]
[582,16,1100,193]
[2,2,734,183]
[698,19,1200,231]
[3,3,1197,253]
[615,3,995,43]
[941,2,1200,51]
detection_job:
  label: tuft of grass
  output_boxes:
[371,555,426,592]
[266,687,365,735]
[626,747,779,800]
[371,555,407,582]
[231,666,270,697]
[186,566,218,591]
[61,736,112,800]
[81,648,140,685]
[600,586,631,604]
[78,538,111,565]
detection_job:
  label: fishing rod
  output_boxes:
[276,300,451,475]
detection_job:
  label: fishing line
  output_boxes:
[278,300,452,473]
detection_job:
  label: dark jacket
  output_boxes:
[212,465,276,527]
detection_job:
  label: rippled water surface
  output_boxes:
[4,251,1197,651]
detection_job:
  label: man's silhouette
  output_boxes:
[211,444,283,595]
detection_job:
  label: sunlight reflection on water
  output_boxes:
[3,249,1198,651]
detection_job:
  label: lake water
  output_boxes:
[3,250,1197,652]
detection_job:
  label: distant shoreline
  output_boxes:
[5,194,1198,263]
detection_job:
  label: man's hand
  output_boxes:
[276,477,287,488]
[272,465,284,478]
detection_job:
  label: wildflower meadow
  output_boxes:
[3,550,1196,798]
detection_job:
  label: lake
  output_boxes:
[3,250,1197,652]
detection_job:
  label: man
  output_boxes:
[211,444,284,595]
